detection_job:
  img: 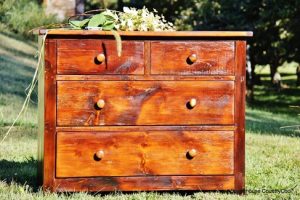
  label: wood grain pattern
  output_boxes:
[56,125,236,132]
[36,29,253,37]
[57,40,144,74]
[57,81,234,126]
[234,41,246,193]
[56,75,236,81]
[41,39,57,191]
[56,131,234,177]
[38,33,249,192]
[151,41,235,75]
[53,176,235,191]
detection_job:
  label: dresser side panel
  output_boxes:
[234,40,246,193]
[37,35,45,185]
[43,39,57,191]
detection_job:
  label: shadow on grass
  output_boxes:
[0,157,38,190]
[248,78,300,116]
[0,31,37,49]
[246,109,300,137]
[0,45,36,60]
[247,78,300,137]
[0,54,38,102]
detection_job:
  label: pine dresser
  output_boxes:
[37,30,252,193]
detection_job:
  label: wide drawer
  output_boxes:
[57,81,234,126]
[56,131,234,177]
[151,41,235,75]
[57,40,144,74]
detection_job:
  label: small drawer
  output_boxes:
[151,41,235,75]
[57,40,144,74]
[56,131,234,177]
[57,80,234,126]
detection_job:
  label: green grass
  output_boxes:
[0,32,299,199]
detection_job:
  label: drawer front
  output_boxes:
[151,41,235,75]
[57,40,144,74]
[57,81,234,126]
[56,131,234,177]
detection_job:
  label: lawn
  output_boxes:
[0,32,299,199]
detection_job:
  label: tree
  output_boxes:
[76,0,85,14]
[87,0,299,85]
[173,1,299,83]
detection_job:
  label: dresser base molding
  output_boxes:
[50,176,235,192]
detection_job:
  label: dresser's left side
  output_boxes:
[38,37,57,191]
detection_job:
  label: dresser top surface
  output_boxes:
[37,29,253,37]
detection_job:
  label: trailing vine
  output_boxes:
[1,7,175,143]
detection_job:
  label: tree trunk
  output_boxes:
[270,64,277,83]
[247,60,256,101]
[75,0,84,14]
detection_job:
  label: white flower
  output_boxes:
[141,9,147,18]
[114,24,120,29]
[123,7,130,13]
[123,7,138,16]
[140,23,148,31]
[127,19,134,31]
[121,20,126,26]
[117,6,175,31]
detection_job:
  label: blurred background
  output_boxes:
[0,0,299,199]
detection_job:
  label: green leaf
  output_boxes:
[102,23,115,30]
[104,15,116,22]
[69,20,81,29]
[103,20,114,26]
[102,10,117,21]
[88,13,106,27]
[79,18,90,28]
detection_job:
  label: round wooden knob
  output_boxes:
[189,98,197,108]
[96,53,105,63]
[97,99,105,109]
[188,54,197,63]
[95,150,104,160]
[188,149,197,158]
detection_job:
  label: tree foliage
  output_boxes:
[113,0,300,80]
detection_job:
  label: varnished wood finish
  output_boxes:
[56,125,236,132]
[187,149,197,158]
[234,41,246,193]
[53,176,235,191]
[57,40,144,74]
[38,31,250,192]
[151,41,235,75]
[96,99,105,109]
[95,150,105,160]
[188,53,197,63]
[36,29,253,37]
[56,75,236,81]
[57,81,234,126]
[96,53,105,63]
[56,131,234,177]
[188,98,197,108]
[42,39,57,191]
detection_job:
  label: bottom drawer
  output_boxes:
[56,131,234,177]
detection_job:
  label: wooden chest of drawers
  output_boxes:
[38,30,252,192]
